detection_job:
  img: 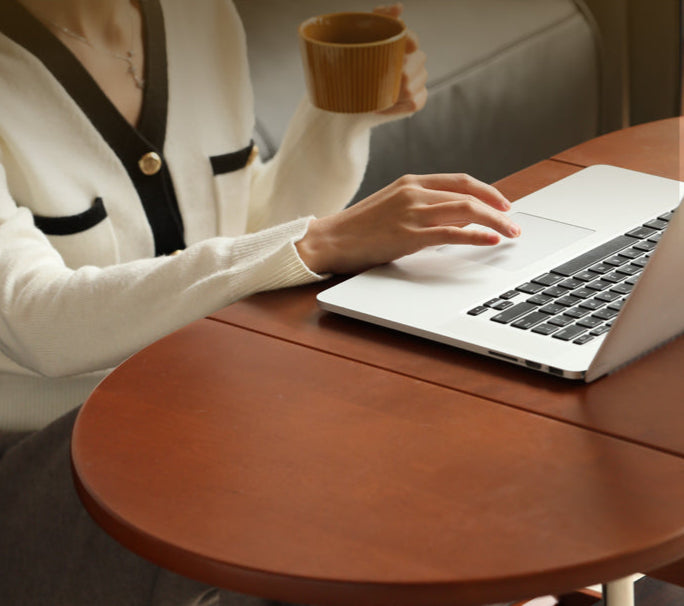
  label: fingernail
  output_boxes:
[510,223,521,237]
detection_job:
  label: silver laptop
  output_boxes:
[317,165,684,381]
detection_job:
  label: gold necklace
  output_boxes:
[42,2,144,90]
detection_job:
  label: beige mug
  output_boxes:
[298,12,407,113]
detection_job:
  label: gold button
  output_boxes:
[247,145,259,166]
[138,151,162,176]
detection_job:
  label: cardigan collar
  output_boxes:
[0,0,168,151]
[0,0,187,256]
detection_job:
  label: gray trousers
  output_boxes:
[0,407,293,606]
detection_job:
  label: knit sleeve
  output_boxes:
[246,96,393,232]
[0,170,322,378]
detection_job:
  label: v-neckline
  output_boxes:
[0,0,168,152]
[1,0,188,257]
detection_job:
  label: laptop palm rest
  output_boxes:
[441,212,594,272]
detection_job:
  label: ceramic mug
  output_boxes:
[298,12,407,113]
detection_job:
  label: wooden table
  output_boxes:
[72,118,684,606]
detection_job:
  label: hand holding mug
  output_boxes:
[372,3,428,116]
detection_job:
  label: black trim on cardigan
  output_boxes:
[33,197,107,236]
[210,141,255,176]
[0,0,185,256]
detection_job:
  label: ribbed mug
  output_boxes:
[298,12,407,113]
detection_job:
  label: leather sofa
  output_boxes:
[234,0,681,200]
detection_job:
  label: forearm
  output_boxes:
[248,97,393,231]
[0,212,320,377]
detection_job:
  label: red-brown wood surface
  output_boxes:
[73,319,684,606]
[210,118,684,458]
[73,119,684,603]
[210,279,684,459]
[553,117,683,179]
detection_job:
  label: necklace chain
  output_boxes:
[42,3,144,90]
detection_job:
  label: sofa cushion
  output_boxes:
[235,0,599,195]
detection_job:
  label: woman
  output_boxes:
[0,0,519,603]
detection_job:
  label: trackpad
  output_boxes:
[443,212,594,271]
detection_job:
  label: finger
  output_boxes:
[404,30,419,54]
[423,225,502,247]
[419,199,521,239]
[403,49,428,92]
[378,87,427,116]
[414,173,512,211]
[377,51,428,116]
[373,3,403,18]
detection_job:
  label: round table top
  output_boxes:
[72,318,684,606]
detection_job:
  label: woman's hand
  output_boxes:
[373,3,428,115]
[296,173,521,275]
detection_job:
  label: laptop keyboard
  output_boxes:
[467,209,676,345]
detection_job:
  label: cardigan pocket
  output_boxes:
[209,140,257,176]
[210,142,258,237]
[33,197,108,235]
[32,198,119,268]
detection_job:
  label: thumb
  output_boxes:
[373,3,403,18]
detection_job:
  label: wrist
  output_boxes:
[296,217,332,275]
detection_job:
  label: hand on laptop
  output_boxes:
[296,173,521,275]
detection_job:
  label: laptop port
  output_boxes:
[525,360,542,370]
[488,350,517,363]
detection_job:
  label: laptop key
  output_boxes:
[556,295,582,307]
[608,298,627,312]
[643,218,668,230]
[577,316,604,328]
[590,325,612,336]
[491,302,537,324]
[603,254,629,267]
[551,235,634,276]
[516,282,545,294]
[512,311,549,330]
[626,226,657,239]
[592,307,619,321]
[611,282,634,295]
[571,288,594,299]
[578,298,606,311]
[548,315,575,327]
[586,279,613,291]
[615,263,642,276]
[564,306,591,319]
[631,256,650,268]
[527,294,554,305]
[633,240,657,252]
[539,303,566,315]
[499,290,520,300]
[531,323,560,335]
[574,270,599,282]
[559,278,584,290]
[532,273,563,286]
[553,325,587,341]
[595,290,621,302]
[542,286,567,298]
[467,305,489,316]
[618,247,643,259]
[574,334,596,345]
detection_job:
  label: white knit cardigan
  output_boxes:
[0,0,390,430]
